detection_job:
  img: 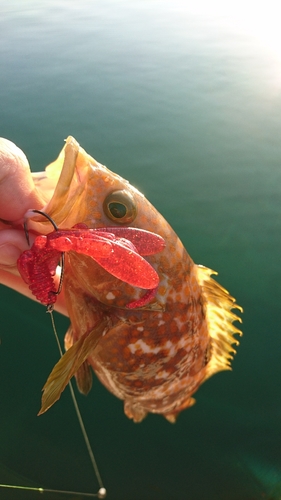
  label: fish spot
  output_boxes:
[158,285,167,296]
[128,339,162,355]
[106,292,116,300]
[155,370,170,380]
[123,347,131,358]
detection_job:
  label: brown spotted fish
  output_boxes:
[27,136,242,423]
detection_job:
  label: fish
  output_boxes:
[26,136,242,423]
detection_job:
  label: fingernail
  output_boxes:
[0,244,22,266]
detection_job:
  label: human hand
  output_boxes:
[0,138,68,316]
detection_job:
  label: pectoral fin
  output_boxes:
[75,361,93,395]
[38,318,108,415]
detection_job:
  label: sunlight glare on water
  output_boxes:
[181,0,281,65]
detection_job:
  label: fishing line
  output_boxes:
[49,311,106,498]
[0,316,107,499]
[0,483,105,497]
[0,210,107,498]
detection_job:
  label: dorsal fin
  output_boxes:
[196,265,243,381]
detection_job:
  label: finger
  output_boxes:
[0,138,43,222]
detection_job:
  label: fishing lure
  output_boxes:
[15,136,242,424]
[17,223,165,308]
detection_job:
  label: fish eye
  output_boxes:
[103,190,137,224]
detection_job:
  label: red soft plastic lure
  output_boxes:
[17,224,165,308]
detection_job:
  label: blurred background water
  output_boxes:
[0,1,281,499]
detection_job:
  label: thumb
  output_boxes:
[0,138,43,223]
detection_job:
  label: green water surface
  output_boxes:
[0,1,280,499]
